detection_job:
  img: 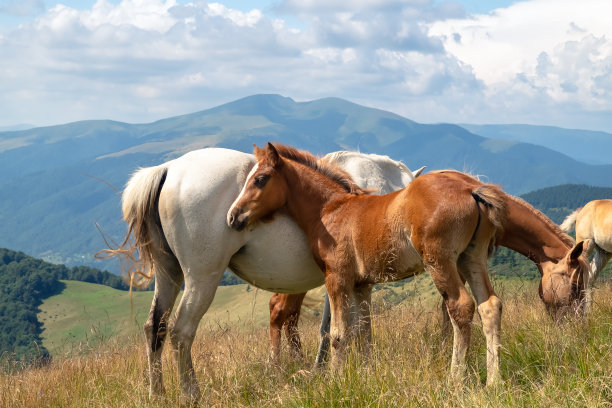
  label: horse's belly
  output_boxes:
[386,242,424,281]
[228,215,325,293]
[594,232,612,253]
[358,238,424,283]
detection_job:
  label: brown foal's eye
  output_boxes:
[254,174,269,188]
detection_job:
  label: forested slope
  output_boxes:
[0,249,128,366]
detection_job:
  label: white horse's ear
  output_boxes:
[413,166,426,178]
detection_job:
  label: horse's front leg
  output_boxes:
[325,272,356,368]
[354,285,373,361]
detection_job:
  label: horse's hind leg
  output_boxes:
[440,275,467,343]
[144,256,183,398]
[424,256,475,382]
[170,269,223,402]
[458,248,502,385]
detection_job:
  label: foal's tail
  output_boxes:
[560,208,581,233]
[471,184,507,231]
[96,163,170,288]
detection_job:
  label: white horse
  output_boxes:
[561,199,612,310]
[106,147,423,401]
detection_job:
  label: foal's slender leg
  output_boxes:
[354,285,373,361]
[326,273,356,368]
[144,259,183,398]
[440,276,466,342]
[170,270,224,402]
[427,259,475,381]
[458,253,502,386]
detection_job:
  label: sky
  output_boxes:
[1,0,611,133]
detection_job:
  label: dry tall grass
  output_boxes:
[1,282,610,407]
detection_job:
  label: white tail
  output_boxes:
[97,163,170,288]
[560,208,581,233]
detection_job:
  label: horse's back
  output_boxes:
[580,199,612,252]
[324,151,414,194]
[159,148,255,273]
[403,171,495,251]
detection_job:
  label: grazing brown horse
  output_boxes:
[561,199,612,310]
[228,143,589,384]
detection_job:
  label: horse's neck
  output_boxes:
[499,197,570,266]
[282,161,347,250]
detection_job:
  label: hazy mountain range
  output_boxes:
[1,94,611,270]
[461,124,612,165]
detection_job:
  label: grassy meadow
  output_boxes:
[37,280,327,356]
[1,277,610,407]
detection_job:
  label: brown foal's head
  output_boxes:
[227,143,288,231]
[538,240,590,319]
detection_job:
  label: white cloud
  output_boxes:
[0,0,610,132]
[0,0,44,17]
[427,0,612,127]
[277,0,431,13]
[429,0,612,85]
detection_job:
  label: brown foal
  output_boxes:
[228,143,589,384]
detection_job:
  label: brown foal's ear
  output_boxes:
[266,142,283,168]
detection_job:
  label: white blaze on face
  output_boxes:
[227,163,259,226]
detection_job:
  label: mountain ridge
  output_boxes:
[1,93,611,270]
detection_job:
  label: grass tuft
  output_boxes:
[1,282,610,407]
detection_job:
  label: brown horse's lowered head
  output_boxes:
[539,239,590,319]
[227,143,289,231]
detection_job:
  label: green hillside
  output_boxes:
[38,280,328,356]
[37,273,542,359]
[0,249,132,366]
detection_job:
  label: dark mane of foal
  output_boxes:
[272,144,368,195]
[507,195,575,247]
